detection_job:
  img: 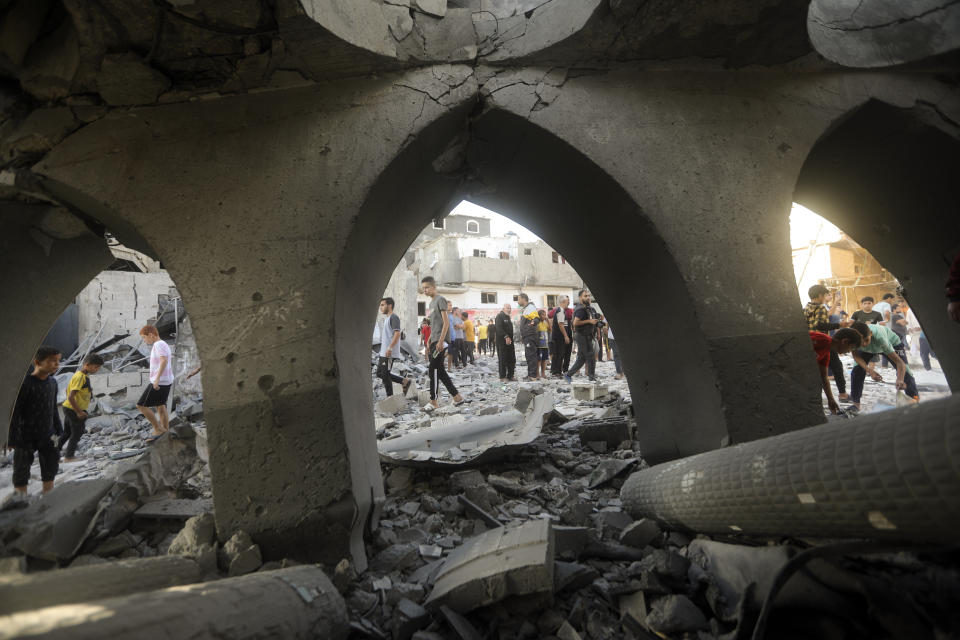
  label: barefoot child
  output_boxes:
[136,325,174,443]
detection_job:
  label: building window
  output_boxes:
[432,218,445,230]
[499,252,510,260]
[481,292,497,304]
[551,251,560,263]
[523,248,532,255]
[466,220,480,233]
[546,295,558,308]
[417,301,426,316]
[513,295,519,302]
[473,249,487,258]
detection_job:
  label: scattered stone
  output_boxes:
[487,474,529,497]
[554,561,600,593]
[332,558,356,594]
[586,458,637,489]
[386,467,415,494]
[646,594,709,634]
[619,518,662,549]
[592,510,633,534]
[450,469,486,492]
[370,543,420,573]
[168,513,216,556]
[557,620,583,640]
[634,549,690,589]
[393,598,431,640]
[376,393,407,415]
[425,520,554,613]
[219,530,262,577]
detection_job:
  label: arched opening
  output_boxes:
[790,203,951,414]
[336,106,726,529]
[794,99,960,394]
[1,203,208,562]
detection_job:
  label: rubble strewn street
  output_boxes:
[0,347,954,638]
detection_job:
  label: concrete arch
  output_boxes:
[794,99,960,388]
[335,105,727,495]
[0,202,114,445]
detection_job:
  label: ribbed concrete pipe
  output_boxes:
[0,566,349,640]
[621,395,960,542]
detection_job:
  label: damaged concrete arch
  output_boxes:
[793,98,960,388]
[335,99,727,489]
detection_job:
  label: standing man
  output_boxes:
[873,293,895,326]
[376,297,411,398]
[517,293,540,380]
[608,324,624,380]
[60,353,104,462]
[462,312,476,365]
[549,296,572,376]
[447,302,463,369]
[495,303,516,382]
[803,284,851,401]
[851,297,883,325]
[477,318,488,356]
[136,325,174,444]
[422,277,465,409]
[487,318,497,357]
[4,346,63,506]
[564,289,599,383]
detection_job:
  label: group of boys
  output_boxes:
[3,325,176,505]
[805,284,920,415]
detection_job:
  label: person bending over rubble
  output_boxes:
[136,325,174,443]
[376,297,411,397]
[809,328,861,415]
[3,346,63,508]
[60,353,104,462]
[849,321,919,410]
[421,277,465,409]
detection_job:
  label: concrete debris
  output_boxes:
[0,566,349,639]
[424,519,553,613]
[219,530,263,577]
[378,391,556,467]
[0,556,201,615]
[96,53,171,106]
[572,383,609,401]
[167,513,217,557]
[618,518,662,548]
[646,594,710,634]
[578,416,632,447]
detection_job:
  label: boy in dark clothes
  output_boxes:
[4,346,63,507]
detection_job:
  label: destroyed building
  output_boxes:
[1,0,960,638]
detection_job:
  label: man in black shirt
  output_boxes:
[549,296,572,377]
[851,297,883,325]
[5,346,63,506]
[495,304,516,382]
[565,289,599,382]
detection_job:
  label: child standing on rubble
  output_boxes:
[3,346,63,508]
[60,353,104,462]
[136,325,174,443]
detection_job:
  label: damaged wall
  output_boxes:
[75,271,179,347]
[1,0,957,573]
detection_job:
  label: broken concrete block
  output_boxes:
[449,469,486,492]
[376,392,407,415]
[386,582,426,605]
[11,478,114,561]
[168,513,216,556]
[370,543,420,573]
[634,549,690,589]
[553,561,599,593]
[386,467,414,494]
[591,510,633,534]
[647,594,709,634]
[556,621,583,640]
[424,519,553,613]
[578,416,631,447]
[487,474,529,497]
[393,598,431,640]
[619,519,661,549]
[219,530,262,577]
[618,590,649,634]
[572,383,609,401]
[586,458,637,489]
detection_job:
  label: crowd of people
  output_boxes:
[3,325,176,505]
[373,279,624,410]
[804,283,946,415]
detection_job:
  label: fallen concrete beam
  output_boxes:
[0,566,349,640]
[621,395,960,542]
[378,392,555,468]
[424,519,554,613]
[0,556,201,615]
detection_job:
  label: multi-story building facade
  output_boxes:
[380,213,586,335]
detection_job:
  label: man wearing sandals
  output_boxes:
[136,325,173,443]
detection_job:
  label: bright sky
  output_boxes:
[789,202,841,250]
[449,200,542,242]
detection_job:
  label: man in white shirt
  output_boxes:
[136,325,174,443]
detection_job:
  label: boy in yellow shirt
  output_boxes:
[60,354,103,461]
